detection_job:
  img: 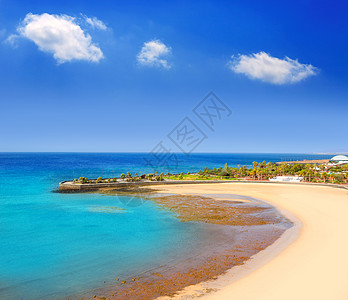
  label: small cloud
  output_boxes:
[82,14,107,30]
[8,13,104,64]
[228,52,318,84]
[0,29,6,39]
[5,34,20,47]
[137,39,172,69]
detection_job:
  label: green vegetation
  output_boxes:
[73,162,348,185]
[196,161,348,184]
[78,177,91,184]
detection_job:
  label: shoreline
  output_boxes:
[58,178,348,193]
[154,184,301,299]
[77,187,291,299]
[152,182,348,300]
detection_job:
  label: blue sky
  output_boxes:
[0,0,347,153]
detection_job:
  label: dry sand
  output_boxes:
[155,182,348,300]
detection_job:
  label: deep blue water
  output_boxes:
[0,153,332,299]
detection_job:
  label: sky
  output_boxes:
[0,0,347,153]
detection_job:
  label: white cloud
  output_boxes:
[137,39,171,69]
[229,52,318,84]
[5,34,19,47]
[82,15,107,30]
[11,13,104,64]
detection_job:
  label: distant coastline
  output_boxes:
[58,158,348,192]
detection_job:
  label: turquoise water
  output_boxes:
[0,153,332,299]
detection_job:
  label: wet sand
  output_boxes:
[78,186,292,299]
[154,182,348,300]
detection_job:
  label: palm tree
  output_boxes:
[299,170,306,182]
[266,162,273,174]
[280,164,285,176]
[307,170,314,182]
[224,163,229,172]
[321,172,328,183]
[329,173,335,184]
[261,161,266,169]
[249,169,256,180]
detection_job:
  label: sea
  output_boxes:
[0,153,332,299]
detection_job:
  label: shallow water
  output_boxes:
[0,153,329,299]
[0,191,209,299]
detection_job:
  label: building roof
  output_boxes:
[331,155,348,161]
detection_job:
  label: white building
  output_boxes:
[330,155,348,165]
[269,176,303,182]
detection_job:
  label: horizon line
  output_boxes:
[0,151,344,155]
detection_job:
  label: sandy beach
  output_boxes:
[85,183,290,300]
[154,182,348,300]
